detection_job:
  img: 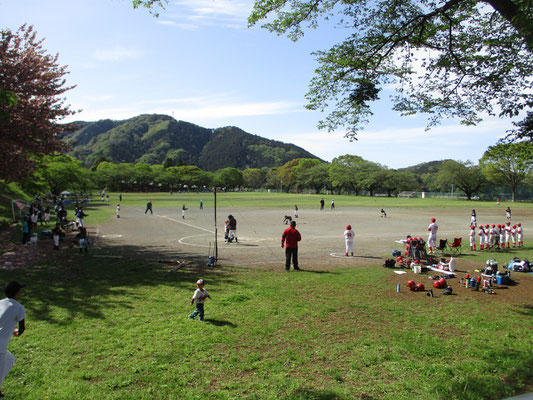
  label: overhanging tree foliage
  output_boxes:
[247,0,533,138]
[0,25,76,182]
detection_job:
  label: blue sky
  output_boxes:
[1,0,517,168]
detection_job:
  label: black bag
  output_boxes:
[383,259,396,268]
[442,286,453,295]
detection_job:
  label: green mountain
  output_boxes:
[66,114,321,170]
[399,160,452,175]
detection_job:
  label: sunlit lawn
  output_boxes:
[1,193,532,399]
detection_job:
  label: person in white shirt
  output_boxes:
[0,281,26,398]
[344,224,355,256]
[505,221,512,248]
[511,225,517,247]
[469,226,476,250]
[478,224,486,250]
[427,218,438,253]
[189,279,211,322]
[516,223,523,247]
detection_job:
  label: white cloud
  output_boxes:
[174,0,252,18]
[92,46,143,62]
[156,20,199,30]
[66,97,301,123]
[160,0,252,29]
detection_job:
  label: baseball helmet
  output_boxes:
[485,224,489,228]
[416,283,425,291]
[407,280,416,288]
[518,223,521,227]
[346,225,352,230]
[431,218,436,222]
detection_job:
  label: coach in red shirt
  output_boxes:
[281,220,302,270]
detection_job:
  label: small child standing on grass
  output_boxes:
[189,279,211,322]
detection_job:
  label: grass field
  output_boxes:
[0,192,532,399]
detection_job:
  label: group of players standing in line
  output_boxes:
[468,208,524,250]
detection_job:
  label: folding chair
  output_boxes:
[448,237,462,254]
[436,239,448,255]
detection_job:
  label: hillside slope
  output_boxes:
[66,114,321,170]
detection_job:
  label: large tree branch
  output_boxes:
[484,0,533,52]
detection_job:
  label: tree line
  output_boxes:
[18,141,533,201]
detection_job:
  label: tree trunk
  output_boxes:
[486,0,533,53]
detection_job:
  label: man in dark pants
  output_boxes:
[281,221,301,270]
[145,200,153,215]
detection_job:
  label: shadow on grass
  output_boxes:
[285,387,351,400]
[514,304,533,317]
[0,239,240,325]
[205,318,237,328]
[432,347,533,400]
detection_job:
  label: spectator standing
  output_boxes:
[21,217,30,245]
[43,206,50,224]
[320,198,325,210]
[0,281,26,399]
[52,223,63,250]
[281,221,301,270]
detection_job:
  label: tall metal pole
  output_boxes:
[214,187,218,260]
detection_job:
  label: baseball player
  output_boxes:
[493,224,500,248]
[478,224,486,250]
[511,225,517,247]
[469,226,476,250]
[499,224,505,248]
[470,209,477,225]
[344,224,355,256]
[486,224,493,248]
[427,218,438,253]
[517,223,523,247]
[505,221,512,248]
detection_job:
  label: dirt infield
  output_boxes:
[87,204,533,307]
[93,205,533,268]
